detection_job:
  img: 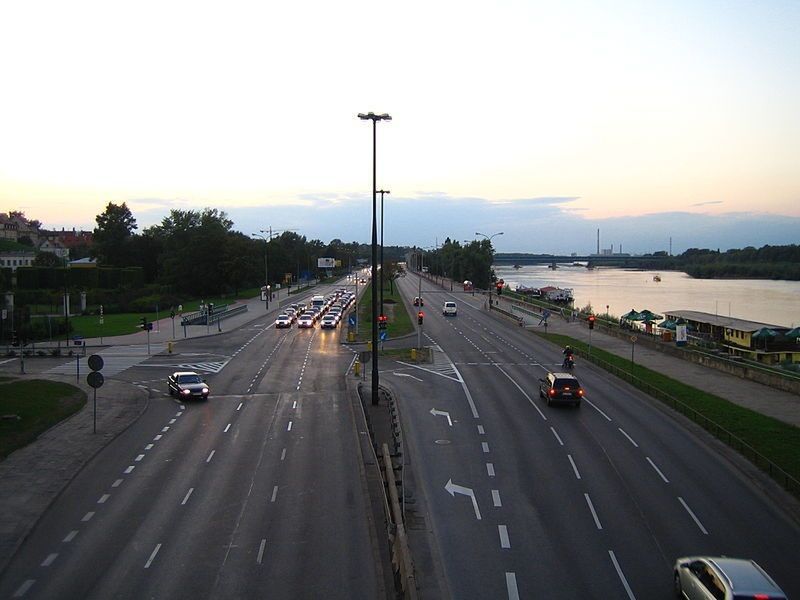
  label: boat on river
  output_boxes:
[653,274,662,282]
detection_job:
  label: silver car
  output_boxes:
[674,556,786,599]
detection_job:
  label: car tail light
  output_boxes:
[549,388,556,396]
[578,389,584,396]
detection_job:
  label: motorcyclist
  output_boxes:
[562,345,574,368]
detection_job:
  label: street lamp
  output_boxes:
[378,189,390,320]
[358,111,391,406]
[252,227,295,310]
[475,231,504,310]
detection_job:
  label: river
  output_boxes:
[493,264,800,328]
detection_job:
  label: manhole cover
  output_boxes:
[434,439,451,445]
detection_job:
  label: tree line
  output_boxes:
[639,245,800,280]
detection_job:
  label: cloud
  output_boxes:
[691,200,724,207]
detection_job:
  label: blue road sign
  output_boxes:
[380,331,388,341]
[348,315,356,327]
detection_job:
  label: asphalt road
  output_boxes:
[0,284,384,600]
[387,272,800,599]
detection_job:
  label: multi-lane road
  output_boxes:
[1,274,799,599]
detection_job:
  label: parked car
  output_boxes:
[538,372,584,407]
[275,314,292,328]
[168,371,209,401]
[443,301,457,316]
[673,556,786,600]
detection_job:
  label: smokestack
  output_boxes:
[597,229,600,255]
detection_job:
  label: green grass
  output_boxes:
[536,331,800,493]
[355,282,414,342]
[0,379,86,460]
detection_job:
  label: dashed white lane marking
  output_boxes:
[176,411,183,416]
[292,400,297,409]
[145,444,154,450]
[224,423,231,433]
[161,426,170,433]
[271,486,278,502]
[63,530,78,543]
[287,421,293,431]
[550,427,564,446]
[181,405,185,410]
[257,539,267,564]
[498,525,511,549]
[144,544,161,569]
[486,463,495,477]
[41,553,58,567]
[135,454,145,462]
[477,425,485,435]
[98,494,110,504]
[567,454,582,479]
[181,488,194,505]
[237,402,243,411]
[646,457,670,483]
[206,450,216,463]
[169,418,176,425]
[13,579,35,597]
[81,512,95,522]
[492,490,502,507]
[481,442,490,453]
[678,496,708,534]
[505,572,520,600]
[124,466,135,474]
[609,550,637,600]
[584,493,602,529]
[112,479,123,488]
[618,428,639,447]
[154,435,162,441]
[280,448,286,461]
[585,398,612,421]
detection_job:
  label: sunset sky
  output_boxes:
[2,0,798,253]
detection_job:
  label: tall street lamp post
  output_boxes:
[475,231,504,310]
[251,228,294,311]
[377,189,390,317]
[358,111,391,406]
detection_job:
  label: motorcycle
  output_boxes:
[562,355,575,370]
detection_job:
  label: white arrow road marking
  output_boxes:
[429,408,453,426]
[393,372,423,382]
[444,479,482,520]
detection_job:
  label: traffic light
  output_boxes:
[417,311,424,325]
[140,316,147,330]
[378,314,387,330]
[588,315,596,330]
[496,283,503,296]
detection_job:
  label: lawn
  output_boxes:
[536,331,800,494]
[356,281,414,342]
[0,379,86,460]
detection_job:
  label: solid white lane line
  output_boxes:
[486,463,496,477]
[63,530,78,543]
[237,402,243,411]
[144,544,161,569]
[482,442,490,453]
[280,448,286,461]
[81,512,95,522]
[98,494,110,504]
[678,497,708,534]
[585,398,612,421]
[492,490,502,507]
[618,428,639,447]
[206,450,215,463]
[13,579,35,597]
[145,444,154,450]
[135,454,145,462]
[646,457,670,483]
[505,572,520,600]
[287,421,293,431]
[224,423,231,433]
[41,553,58,567]
[112,479,123,488]
[550,427,564,446]
[477,425,485,435]
[567,454,581,480]
[584,494,602,529]
[494,365,547,420]
[498,525,511,548]
[257,539,267,564]
[124,466,135,474]
[271,486,278,502]
[181,488,194,505]
[609,550,637,600]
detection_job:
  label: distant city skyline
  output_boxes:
[2,1,798,253]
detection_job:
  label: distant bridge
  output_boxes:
[494,253,670,268]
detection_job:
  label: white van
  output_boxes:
[443,301,457,316]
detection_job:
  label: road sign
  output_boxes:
[359,350,372,364]
[349,315,356,327]
[87,371,104,389]
[630,335,637,343]
[380,331,387,341]
[88,354,104,371]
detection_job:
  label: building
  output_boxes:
[0,249,36,271]
[663,310,799,365]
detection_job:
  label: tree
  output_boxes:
[93,202,138,266]
[33,251,62,267]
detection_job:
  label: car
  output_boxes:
[538,372,584,406]
[443,301,457,316]
[320,314,338,329]
[673,556,786,600]
[297,314,315,328]
[413,297,424,306]
[275,314,292,328]
[168,371,209,401]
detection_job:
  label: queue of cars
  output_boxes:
[273,289,356,330]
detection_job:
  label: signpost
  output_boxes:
[87,354,104,434]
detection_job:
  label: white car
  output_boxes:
[443,301,457,316]
[320,314,338,329]
[673,556,786,600]
[275,314,292,328]
[297,314,315,328]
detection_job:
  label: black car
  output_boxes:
[168,371,210,401]
[538,372,583,407]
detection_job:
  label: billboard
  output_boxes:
[317,257,335,268]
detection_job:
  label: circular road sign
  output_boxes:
[359,350,372,364]
[88,354,104,372]
[87,371,104,389]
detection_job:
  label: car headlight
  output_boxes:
[202,388,209,394]
[181,389,191,395]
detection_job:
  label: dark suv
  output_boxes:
[539,372,584,407]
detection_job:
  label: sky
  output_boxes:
[1,0,799,254]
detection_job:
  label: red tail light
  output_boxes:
[549,389,556,396]
[578,389,584,396]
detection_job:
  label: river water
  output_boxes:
[493,264,800,328]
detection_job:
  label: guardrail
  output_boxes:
[180,303,246,326]
[574,347,800,496]
[382,443,418,600]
